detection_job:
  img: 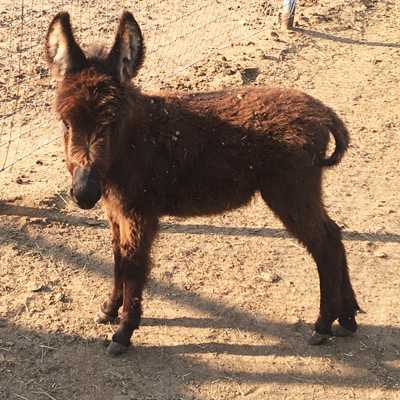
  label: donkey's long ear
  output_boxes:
[107,12,144,82]
[45,12,87,80]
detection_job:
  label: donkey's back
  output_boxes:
[136,86,348,216]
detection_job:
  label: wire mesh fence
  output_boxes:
[0,0,284,174]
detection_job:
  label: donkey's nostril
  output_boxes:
[69,187,78,204]
[70,187,78,201]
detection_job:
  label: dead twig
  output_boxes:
[15,395,30,400]
[39,344,57,350]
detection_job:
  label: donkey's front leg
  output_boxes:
[96,220,123,324]
[107,214,158,356]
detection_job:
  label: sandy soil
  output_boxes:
[1,0,400,399]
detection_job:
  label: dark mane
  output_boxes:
[56,68,126,131]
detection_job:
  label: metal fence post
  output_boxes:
[282,0,296,29]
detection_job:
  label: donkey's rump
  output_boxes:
[168,87,344,167]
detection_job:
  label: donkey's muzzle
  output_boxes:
[70,166,102,209]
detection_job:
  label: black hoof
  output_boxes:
[308,331,331,345]
[338,315,358,333]
[95,310,119,325]
[333,325,355,337]
[107,341,129,356]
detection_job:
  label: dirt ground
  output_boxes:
[1,0,400,399]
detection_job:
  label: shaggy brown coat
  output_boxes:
[46,11,360,355]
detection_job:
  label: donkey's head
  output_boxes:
[45,11,144,209]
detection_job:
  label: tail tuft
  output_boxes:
[318,109,350,167]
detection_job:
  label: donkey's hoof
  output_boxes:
[333,325,355,337]
[308,331,331,345]
[107,341,129,356]
[95,311,119,325]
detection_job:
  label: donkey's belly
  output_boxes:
[162,170,257,217]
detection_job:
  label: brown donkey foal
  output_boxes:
[45,12,360,355]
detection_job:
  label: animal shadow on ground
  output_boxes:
[1,319,399,397]
[1,202,400,243]
[1,203,399,397]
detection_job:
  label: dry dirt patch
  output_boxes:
[1,1,400,399]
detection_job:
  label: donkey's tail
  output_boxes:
[318,108,350,167]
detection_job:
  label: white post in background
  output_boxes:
[282,0,296,29]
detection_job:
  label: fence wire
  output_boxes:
[0,0,283,173]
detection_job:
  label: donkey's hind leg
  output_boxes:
[260,170,359,344]
[96,221,123,324]
[308,214,360,343]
